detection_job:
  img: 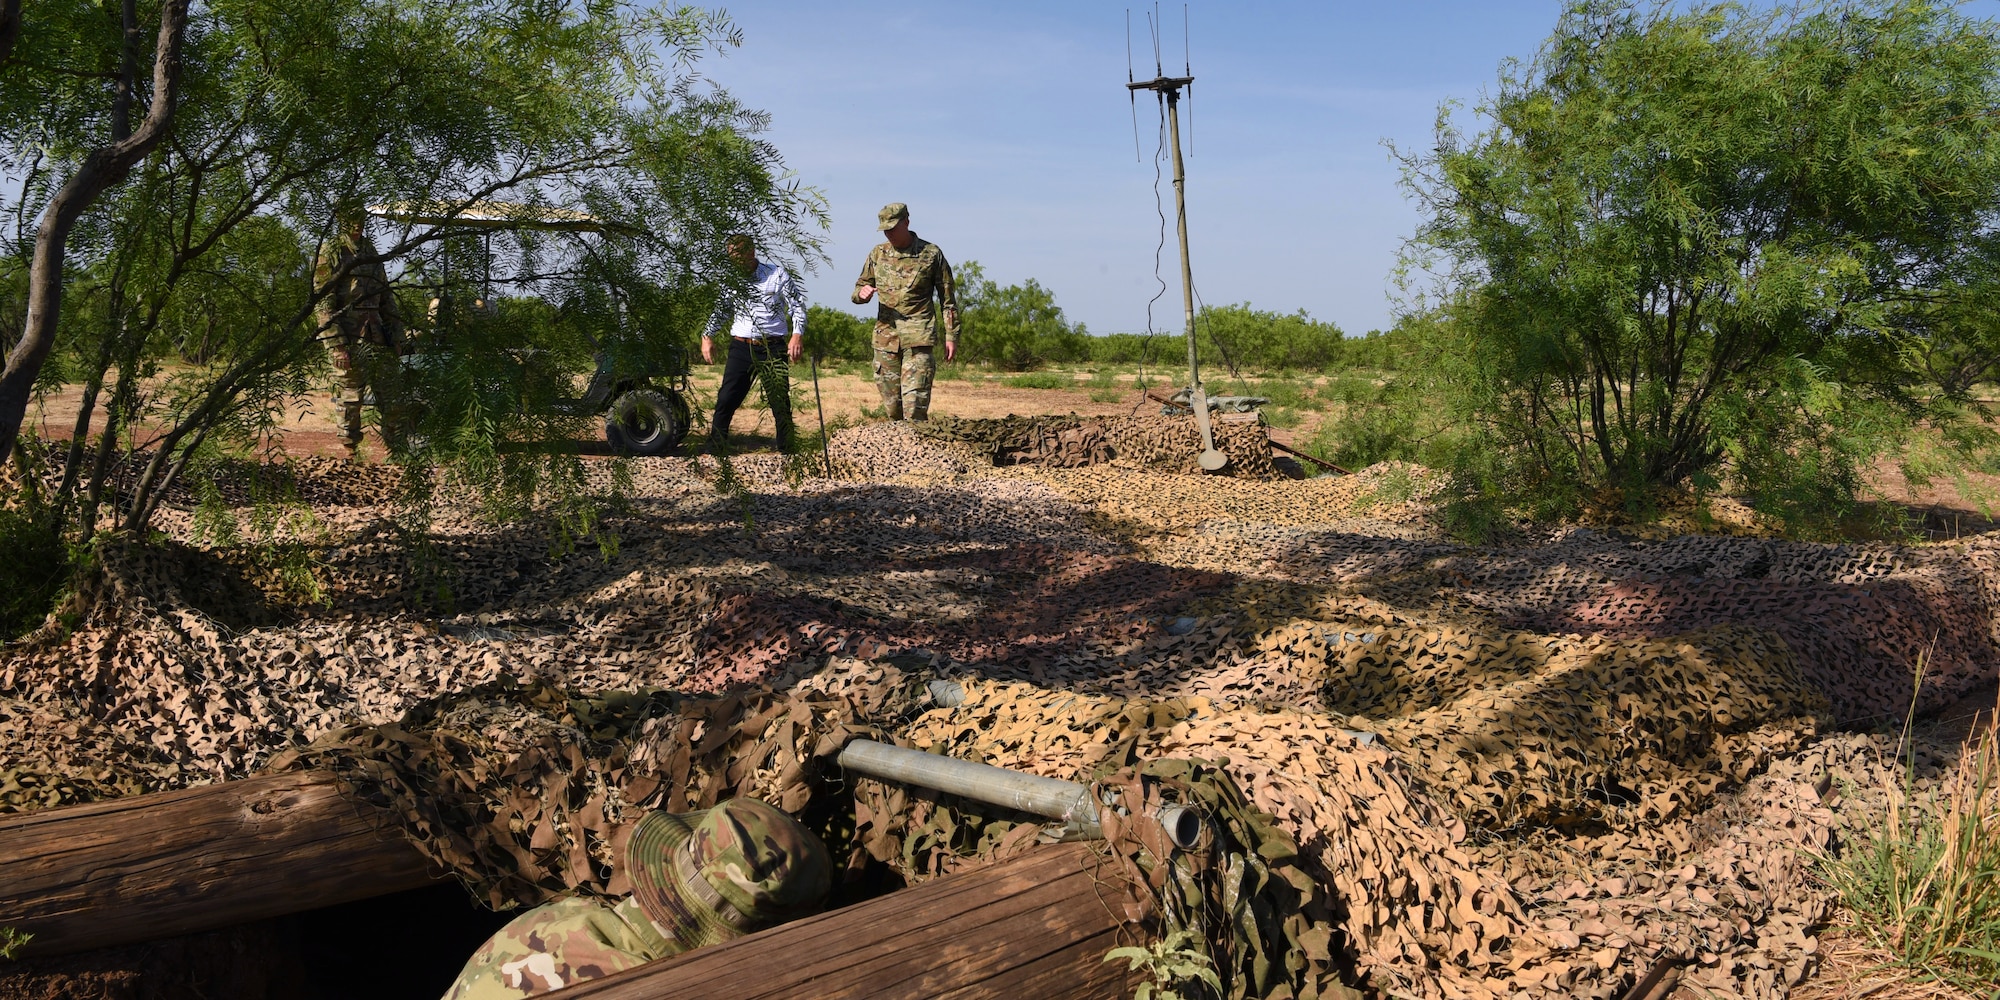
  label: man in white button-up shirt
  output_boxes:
[701,235,805,451]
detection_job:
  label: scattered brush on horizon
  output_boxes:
[1004,372,1072,390]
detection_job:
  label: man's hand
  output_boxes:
[788,334,804,363]
[855,284,875,303]
[701,337,714,364]
[945,341,956,362]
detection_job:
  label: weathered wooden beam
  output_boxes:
[563,841,1146,1000]
[0,770,439,957]
[1266,437,1351,476]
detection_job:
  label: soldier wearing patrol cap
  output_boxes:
[852,203,959,421]
[442,797,832,999]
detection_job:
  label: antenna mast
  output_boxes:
[1128,21,1225,472]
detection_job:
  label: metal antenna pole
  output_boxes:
[1130,73,1225,472]
[808,346,832,478]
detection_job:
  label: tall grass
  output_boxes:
[1253,379,1325,412]
[1817,690,2000,994]
[1004,371,1071,390]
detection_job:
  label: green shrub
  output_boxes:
[805,305,875,362]
[1319,375,1383,405]
[1197,303,1345,372]
[1254,379,1324,412]
[1102,929,1220,1000]
[1305,381,1427,470]
[0,505,72,641]
[1006,372,1070,390]
[1077,323,1420,372]
[1338,329,1419,371]
[1084,333,1173,366]
[955,262,1089,370]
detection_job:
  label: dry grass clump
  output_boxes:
[1816,690,2000,997]
[1791,923,1982,1000]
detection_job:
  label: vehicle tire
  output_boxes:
[604,388,690,456]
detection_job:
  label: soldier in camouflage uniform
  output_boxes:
[442,797,831,999]
[852,202,959,421]
[314,211,407,457]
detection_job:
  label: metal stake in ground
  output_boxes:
[808,345,832,477]
[1129,71,1226,473]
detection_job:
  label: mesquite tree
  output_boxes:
[1400,0,2000,530]
[1,1,821,539]
[1,0,190,472]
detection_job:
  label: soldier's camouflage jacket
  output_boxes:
[852,235,959,352]
[442,895,680,1000]
[313,234,405,351]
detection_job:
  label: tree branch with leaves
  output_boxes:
[1397,0,2000,533]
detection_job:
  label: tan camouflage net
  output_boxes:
[892,675,1869,999]
[911,413,1280,479]
[247,666,1358,999]
[6,431,2000,999]
[1295,621,1827,831]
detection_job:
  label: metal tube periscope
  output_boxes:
[836,739,1102,837]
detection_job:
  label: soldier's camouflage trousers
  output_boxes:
[327,337,409,455]
[874,345,935,421]
[443,895,681,1000]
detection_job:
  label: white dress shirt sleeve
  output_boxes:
[777,267,806,339]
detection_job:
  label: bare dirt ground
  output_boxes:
[601,367,2000,537]
[32,365,1998,535]
[24,365,1157,462]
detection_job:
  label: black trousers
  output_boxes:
[711,337,794,450]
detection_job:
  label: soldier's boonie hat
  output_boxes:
[626,798,832,951]
[877,202,909,230]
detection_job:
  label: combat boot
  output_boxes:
[909,405,928,422]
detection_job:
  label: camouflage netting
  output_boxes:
[906,412,1280,479]
[5,420,2000,999]
[257,668,1357,1000]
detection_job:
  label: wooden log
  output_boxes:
[563,842,1147,1000]
[0,770,439,957]
[1266,438,1351,476]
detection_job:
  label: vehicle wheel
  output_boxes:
[604,388,690,456]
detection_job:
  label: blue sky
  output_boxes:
[703,2,1570,337]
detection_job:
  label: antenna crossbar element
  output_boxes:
[1127,75,1194,96]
